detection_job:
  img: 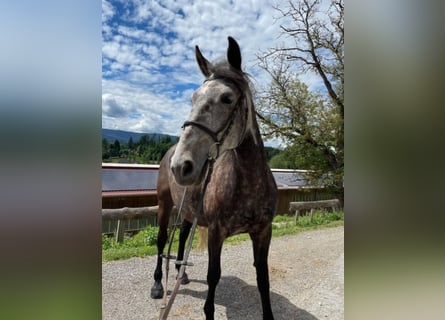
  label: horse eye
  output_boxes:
[221,94,233,104]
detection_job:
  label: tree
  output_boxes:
[111,139,121,157]
[128,136,134,149]
[257,0,344,204]
[102,138,110,160]
[269,152,296,169]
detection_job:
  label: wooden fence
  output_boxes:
[288,199,341,223]
[102,206,177,242]
[102,188,334,236]
[103,198,342,242]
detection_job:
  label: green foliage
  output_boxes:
[295,211,344,227]
[271,211,344,238]
[263,146,282,162]
[103,224,191,261]
[103,133,288,167]
[102,226,158,251]
[102,138,110,159]
[272,214,292,223]
[101,234,115,250]
[268,152,296,169]
[102,134,176,164]
[124,225,158,248]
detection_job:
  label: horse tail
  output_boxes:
[197,226,208,251]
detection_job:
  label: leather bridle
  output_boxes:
[181,84,247,160]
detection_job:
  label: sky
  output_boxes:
[102,0,323,147]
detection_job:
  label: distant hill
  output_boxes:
[102,128,179,143]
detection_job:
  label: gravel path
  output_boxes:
[102,226,344,320]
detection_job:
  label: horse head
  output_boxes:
[171,37,256,186]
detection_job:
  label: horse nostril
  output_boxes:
[182,160,194,178]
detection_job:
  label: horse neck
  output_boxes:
[235,119,268,168]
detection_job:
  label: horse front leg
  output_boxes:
[175,219,192,284]
[203,228,224,320]
[150,199,172,299]
[250,225,274,320]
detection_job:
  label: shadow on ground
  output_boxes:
[178,276,318,320]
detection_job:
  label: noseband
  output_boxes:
[182,91,247,160]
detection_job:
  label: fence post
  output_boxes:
[309,209,315,222]
[115,220,125,243]
[294,209,300,224]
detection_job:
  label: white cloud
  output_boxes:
[102,78,191,136]
[102,0,115,23]
[102,0,329,147]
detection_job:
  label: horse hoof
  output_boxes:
[177,272,190,285]
[150,283,164,299]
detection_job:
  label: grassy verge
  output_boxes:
[102,211,344,262]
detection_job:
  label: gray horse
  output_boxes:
[151,36,278,320]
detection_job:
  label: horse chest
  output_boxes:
[202,168,275,234]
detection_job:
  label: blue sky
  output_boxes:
[102,0,325,147]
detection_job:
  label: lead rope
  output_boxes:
[159,187,188,316]
[158,158,215,320]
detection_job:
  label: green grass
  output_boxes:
[102,211,344,262]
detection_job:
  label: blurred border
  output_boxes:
[1,0,444,318]
[347,0,445,318]
[0,1,102,319]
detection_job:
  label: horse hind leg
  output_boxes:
[250,225,275,320]
[150,198,172,299]
[175,219,192,284]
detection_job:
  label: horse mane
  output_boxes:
[205,61,259,145]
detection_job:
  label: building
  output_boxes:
[102,163,332,234]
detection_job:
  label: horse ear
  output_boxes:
[195,45,211,77]
[227,36,242,71]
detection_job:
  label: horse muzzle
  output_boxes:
[170,157,203,186]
